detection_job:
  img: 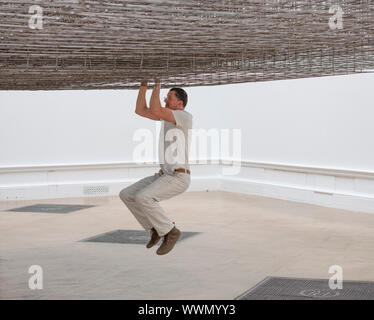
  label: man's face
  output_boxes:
[164,90,182,109]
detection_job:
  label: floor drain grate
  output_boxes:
[235,276,374,300]
[80,229,201,245]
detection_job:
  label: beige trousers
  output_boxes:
[119,169,191,237]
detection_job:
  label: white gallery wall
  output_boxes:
[1,73,374,213]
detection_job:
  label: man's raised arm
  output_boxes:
[135,80,161,120]
[150,77,176,124]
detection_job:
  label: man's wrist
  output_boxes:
[154,76,160,88]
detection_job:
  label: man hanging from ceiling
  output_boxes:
[119,77,193,255]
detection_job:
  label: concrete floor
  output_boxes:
[1,190,374,300]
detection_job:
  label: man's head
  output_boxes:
[164,88,188,110]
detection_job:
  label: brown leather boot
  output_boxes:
[156,226,181,255]
[146,227,161,249]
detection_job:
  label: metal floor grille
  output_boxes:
[80,229,200,245]
[235,276,374,300]
[6,204,95,214]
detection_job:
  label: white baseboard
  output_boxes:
[220,177,374,215]
[1,160,373,214]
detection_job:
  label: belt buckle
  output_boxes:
[174,168,190,175]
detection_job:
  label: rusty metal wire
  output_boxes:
[0,0,373,90]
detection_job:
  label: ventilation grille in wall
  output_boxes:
[83,185,109,195]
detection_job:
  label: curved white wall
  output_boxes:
[189,73,374,172]
[1,73,374,171]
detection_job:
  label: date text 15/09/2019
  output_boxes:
[138,304,236,317]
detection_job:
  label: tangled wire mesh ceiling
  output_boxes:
[0,0,373,90]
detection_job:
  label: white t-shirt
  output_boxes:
[158,109,193,174]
